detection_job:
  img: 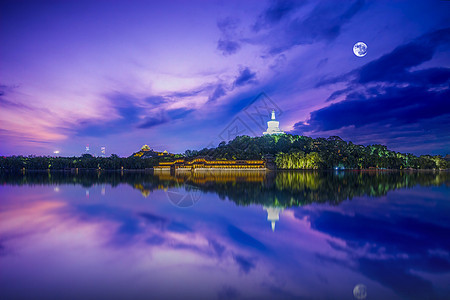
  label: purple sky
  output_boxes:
[1,0,449,157]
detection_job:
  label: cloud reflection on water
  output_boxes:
[0,171,449,299]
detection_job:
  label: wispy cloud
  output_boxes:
[67,93,195,137]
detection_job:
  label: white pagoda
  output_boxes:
[263,110,284,135]
[263,206,283,231]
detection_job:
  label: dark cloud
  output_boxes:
[233,254,256,273]
[0,97,31,110]
[300,208,450,299]
[316,58,328,68]
[297,0,364,41]
[358,258,436,299]
[167,221,192,233]
[217,17,241,56]
[71,94,194,136]
[227,224,266,251]
[137,116,168,129]
[308,210,450,255]
[339,0,365,23]
[358,28,450,84]
[359,43,434,83]
[217,285,239,300]
[144,96,168,105]
[407,67,450,85]
[269,0,366,54]
[295,28,450,154]
[217,17,239,34]
[294,86,450,132]
[0,86,53,115]
[269,53,287,70]
[208,84,227,102]
[137,107,193,129]
[318,27,450,87]
[253,0,303,31]
[140,212,192,233]
[171,88,205,98]
[216,1,364,56]
[217,1,364,56]
[167,108,194,119]
[74,94,141,137]
[233,67,257,87]
[74,204,144,246]
[297,115,450,155]
[266,284,302,300]
[208,239,226,256]
[139,212,167,226]
[217,39,241,56]
[325,87,352,102]
[0,83,19,95]
[146,235,165,245]
[74,205,197,249]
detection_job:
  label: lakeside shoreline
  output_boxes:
[1,168,448,172]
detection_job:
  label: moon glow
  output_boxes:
[353,42,368,57]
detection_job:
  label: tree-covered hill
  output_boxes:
[185,134,449,170]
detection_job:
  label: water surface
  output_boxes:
[1,171,449,300]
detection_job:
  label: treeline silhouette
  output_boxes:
[1,135,448,170]
[0,154,171,170]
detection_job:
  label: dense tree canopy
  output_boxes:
[186,134,449,170]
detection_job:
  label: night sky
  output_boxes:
[1,0,449,157]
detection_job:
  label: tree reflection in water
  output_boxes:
[1,170,449,299]
[1,170,448,207]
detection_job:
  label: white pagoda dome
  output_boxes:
[263,110,284,135]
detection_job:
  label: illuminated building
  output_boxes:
[101,147,106,157]
[154,157,266,171]
[132,145,174,158]
[263,110,284,135]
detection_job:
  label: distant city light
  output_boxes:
[54,150,60,154]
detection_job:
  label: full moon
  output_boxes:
[353,284,367,299]
[353,42,368,57]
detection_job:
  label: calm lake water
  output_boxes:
[1,170,449,300]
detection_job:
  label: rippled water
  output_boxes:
[1,170,449,300]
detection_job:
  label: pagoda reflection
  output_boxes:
[263,206,283,231]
